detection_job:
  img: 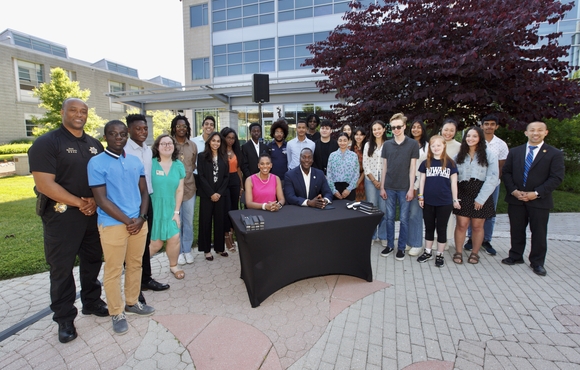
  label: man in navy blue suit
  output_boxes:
[501,121,564,276]
[284,148,332,208]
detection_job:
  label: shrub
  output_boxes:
[0,143,32,155]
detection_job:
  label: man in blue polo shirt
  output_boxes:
[88,120,154,335]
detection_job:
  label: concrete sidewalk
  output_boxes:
[1,214,580,369]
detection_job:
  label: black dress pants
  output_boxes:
[42,206,103,323]
[141,197,153,284]
[507,203,550,266]
[198,196,226,253]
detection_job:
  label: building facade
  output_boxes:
[0,29,180,143]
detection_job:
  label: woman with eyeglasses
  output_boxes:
[149,134,186,279]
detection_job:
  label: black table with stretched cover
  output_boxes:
[229,200,383,307]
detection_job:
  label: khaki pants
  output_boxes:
[99,223,147,315]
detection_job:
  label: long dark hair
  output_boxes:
[170,115,192,138]
[351,126,367,152]
[220,127,242,162]
[407,120,428,149]
[202,132,227,163]
[152,134,179,161]
[456,126,488,167]
[367,120,387,157]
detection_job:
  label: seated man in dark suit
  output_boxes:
[241,122,268,183]
[284,148,333,208]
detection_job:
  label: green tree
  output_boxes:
[31,67,105,137]
[125,108,174,139]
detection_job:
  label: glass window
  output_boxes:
[334,1,350,13]
[260,1,274,13]
[279,36,294,46]
[214,10,226,21]
[559,20,578,34]
[109,81,125,112]
[244,16,259,26]
[244,50,260,62]
[295,45,311,57]
[228,64,243,75]
[214,66,227,77]
[192,58,210,80]
[278,0,294,11]
[260,48,275,60]
[228,43,243,52]
[227,0,242,6]
[279,46,294,58]
[190,4,209,27]
[261,38,275,48]
[260,61,275,72]
[296,59,309,69]
[228,52,243,64]
[228,19,243,28]
[213,0,226,10]
[260,13,275,23]
[213,21,227,31]
[214,54,227,66]
[314,5,332,16]
[244,0,258,4]
[227,7,242,19]
[314,0,331,4]
[314,31,330,42]
[244,62,260,74]
[243,4,259,16]
[17,60,44,102]
[295,8,313,19]
[279,59,295,71]
[295,0,312,7]
[296,33,313,44]
[214,44,227,54]
[245,40,260,50]
[278,10,294,21]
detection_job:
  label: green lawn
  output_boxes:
[1,175,579,281]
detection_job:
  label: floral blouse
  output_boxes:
[327,149,360,193]
[362,141,384,179]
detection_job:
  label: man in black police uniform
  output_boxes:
[28,98,108,343]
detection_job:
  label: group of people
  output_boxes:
[28,98,564,343]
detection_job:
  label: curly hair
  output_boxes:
[126,114,147,128]
[170,115,191,139]
[456,126,488,167]
[270,118,289,139]
[152,134,179,162]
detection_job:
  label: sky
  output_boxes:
[0,0,185,84]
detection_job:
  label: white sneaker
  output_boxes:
[184,251,195,264]
[380,240,387,247]
[177,254,186,265]
[405,245,411,251]
[408,247,423,256]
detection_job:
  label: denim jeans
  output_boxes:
[180,196,196,254]
[386,189,411,250]
[467,185,500,242]
[407,196,423,248]
[364,177,387,241]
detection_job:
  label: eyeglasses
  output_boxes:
[391,125,404,131]
[175,124,187,129]
[159,142,174,147]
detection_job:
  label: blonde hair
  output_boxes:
[426,135,455,169]
[389,112,407,124]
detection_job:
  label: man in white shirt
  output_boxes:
[464,114,509,256]
[286,119,315,170]
[124,114,170,299]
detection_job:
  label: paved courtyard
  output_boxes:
[1,213,580,369]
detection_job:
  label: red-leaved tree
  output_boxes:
[305,0,580,131]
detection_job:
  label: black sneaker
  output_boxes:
[464,238,473,251]
[483,241,497,256]
[395,250,405,261]
[381,247,394,257]
[435,255,445,267]
[417,252,433,263]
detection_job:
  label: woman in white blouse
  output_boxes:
[363,120,388,246]
[440,118,461,249]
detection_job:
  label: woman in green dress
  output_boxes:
[149,134,186,279]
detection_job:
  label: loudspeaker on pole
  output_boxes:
[252,74,270,103]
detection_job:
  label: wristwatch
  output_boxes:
[534,191,540,198]
[140,214,148,221]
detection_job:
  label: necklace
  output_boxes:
[257,173,270,184]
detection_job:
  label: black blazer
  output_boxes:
[241,140,268,181]
[502,143,564,209]
[284,166,333,206]
[197,154,230,199]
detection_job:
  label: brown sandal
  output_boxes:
[468,253,479,264]
[225,233,237,253]
[453,252,463,264]
[170,265,185,279]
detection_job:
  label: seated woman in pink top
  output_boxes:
[245,153,285,212]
